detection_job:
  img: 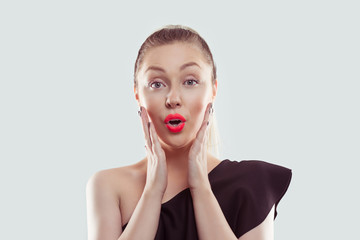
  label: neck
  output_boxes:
[159,141,216,176]
[161,142,192,174]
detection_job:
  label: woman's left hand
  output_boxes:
[188,102,213,191]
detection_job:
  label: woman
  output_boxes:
[86,25,292,240]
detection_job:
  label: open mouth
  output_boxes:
[164,114,186,133]
[168,119,182,126]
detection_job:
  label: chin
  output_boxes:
[154,122,199,149]
[159,134,194,149]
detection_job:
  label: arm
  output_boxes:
[86,171,122,240]
[117,188,163,240]
[86,107,167,240]
[191,186,275,240]
[119,108,168,240]
[187,103,236,240]
[188,103,274,240]
[86,171,164,240]
[190,186,237,240]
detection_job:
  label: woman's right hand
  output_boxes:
[139,106,168,196]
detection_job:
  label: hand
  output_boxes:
[139,106,168,196]
[188,102,213,190]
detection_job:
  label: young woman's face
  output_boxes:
[135,42,217,149]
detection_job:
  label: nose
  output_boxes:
[166,88,181,108]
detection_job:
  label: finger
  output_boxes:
[140,106,152,151]
[206,102,213,125]
[195,102,213,144]
[148,121,163,156]
[144,145,153,167]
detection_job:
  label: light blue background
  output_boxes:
[1,0,359,239]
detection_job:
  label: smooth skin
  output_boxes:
[86,42,275,240]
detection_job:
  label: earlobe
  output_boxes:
[134,86,139,101]
[212,79,218,100]
[134,87,142,107]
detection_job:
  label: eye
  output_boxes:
[150,81,165,89]
[184,79,198,86]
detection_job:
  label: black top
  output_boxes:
[122,159,292,239]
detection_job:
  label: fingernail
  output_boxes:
[207,121,209,126]
[138,110,141,117]
[148,122,150,128]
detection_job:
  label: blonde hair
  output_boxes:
[206,108,221,158]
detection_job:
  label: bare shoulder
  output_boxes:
[86,159,147,239]
[86,159,147,198]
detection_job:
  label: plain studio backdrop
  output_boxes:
[0,0,359,239]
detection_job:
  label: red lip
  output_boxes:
[164,113,186,123]
[164,113,186,133]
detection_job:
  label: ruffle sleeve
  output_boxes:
[210,160,292,238]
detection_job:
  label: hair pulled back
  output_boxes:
[133,25,220,157]
[134,25,217,88]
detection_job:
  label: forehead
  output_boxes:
[140,42,209,72]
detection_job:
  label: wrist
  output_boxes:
[143,185,166,201]
[189,182,212,195]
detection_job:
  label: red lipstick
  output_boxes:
[164,113,186,133]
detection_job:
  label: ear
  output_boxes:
[212,79,218,101]
[134,86,140,104]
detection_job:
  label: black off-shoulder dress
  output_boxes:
[121,159,292,239]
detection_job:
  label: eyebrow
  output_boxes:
[145,62,201,73]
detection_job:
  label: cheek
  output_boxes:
[188,95,208,125]
[139,91,164,122]
[138,87,162,108]
[184,87,212,123]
